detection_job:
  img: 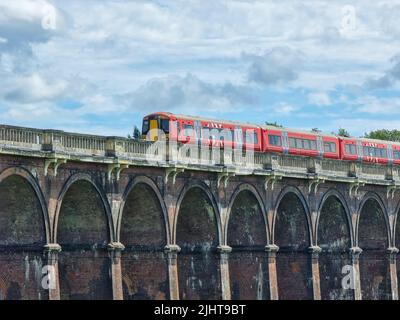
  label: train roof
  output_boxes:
[144,112,261,128]
[340,135,400,146]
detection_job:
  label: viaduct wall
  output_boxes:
[0,124,399,300]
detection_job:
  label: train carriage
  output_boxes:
[142,111,400,166]
[340,137,391,165]
[142,112,263,151]
[261,126,340,159]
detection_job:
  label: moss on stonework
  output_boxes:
[176,187,218,251]
[57,180,109,246]
[0,175,45,246]
[227,190,266,247]
[120,183,166,247]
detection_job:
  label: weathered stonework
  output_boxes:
[1,124,400,300]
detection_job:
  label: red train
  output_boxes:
[142,112,400,165]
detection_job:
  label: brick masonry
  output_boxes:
[0,154,399,300]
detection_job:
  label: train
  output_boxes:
[141,112,400,165]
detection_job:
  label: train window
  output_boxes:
[183,124,193,136]
[303,139,311,150]
[363,146,371,157]
[296,139,303,149]
[269,135,282,146]
[363,146,388,158]
[324,142,336,153]
[345,144,357,155]
[310,140,317,150]
[142,120,149,135]
[394,151,400,159]
[245,131,258,144]
[253,132,258,144]
[289,138,296,148]
[160,119,169,133]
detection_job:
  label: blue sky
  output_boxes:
[1,0,400,137]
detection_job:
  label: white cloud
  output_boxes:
[0,0,400,135]
[120,73,258,114]
[354,95,400,114]
[2,73,67,103]
[308,92,332,106]
[0,0,67,46]
[273,102,298,115]
[246,47,304,86]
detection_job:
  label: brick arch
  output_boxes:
[224,183,268,246]
[357,191,391,300]
[116,175,169,244]
[356,192,390,247]
[118,175,169,300]
[173,180,221,245]
[316,188,354,246]
[55,172,113,300]
[272,185,312,245]
[0,166,50,243]
[225,183,270,300]
[316,188,354,300]
[53,172,114,243]
[0,166,50,300]
[273,185,313,300]
[174,180,222,300]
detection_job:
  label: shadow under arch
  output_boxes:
[55,172,113,300]
[0,167,50,242]
[118,175,170,300]
[356,192,391,246]
[116,175,170,244]
[173,180,222,245]
[273,185,313,300]
[225,183,268,245]
[316,188,354,246]
[174,180,222,300]
[53,172,114,243]
[0,167,50,300]
[226,183,270,300]
[272,185,312,245]
[357,191,391,300]
[317,189,353,300]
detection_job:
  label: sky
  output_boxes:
[1,0,400,137]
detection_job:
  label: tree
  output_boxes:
[337,128,351,137]
[364,129,400,142]
[128,125,141,139]
[265,121,283,127]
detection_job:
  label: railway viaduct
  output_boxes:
[0,124,400,300]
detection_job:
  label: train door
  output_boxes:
[316,136,324,158]
[388,144,394,165]
[194,120,201,146]
[356,140,363,161]
[234,126,243,150]
[282,131,289,154]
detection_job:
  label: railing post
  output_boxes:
[165,244,181,300]
[106,137,124,157]
[349,162,362,178]
[265,244,279,300]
